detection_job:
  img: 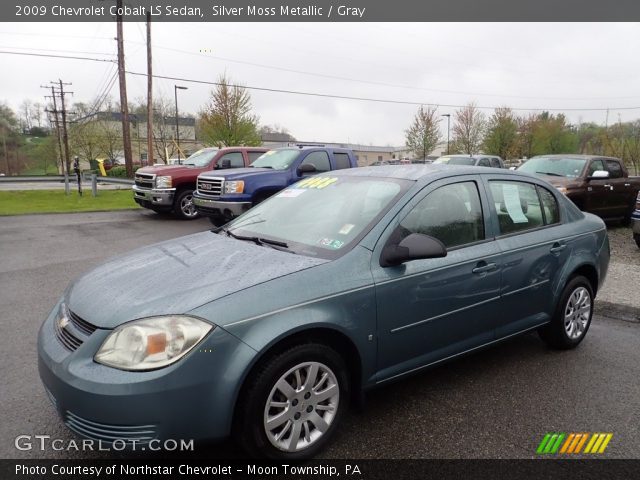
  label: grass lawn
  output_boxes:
[0,190,141,215]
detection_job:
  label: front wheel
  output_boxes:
[538,275,594,349]
[234,343,349,459]
[173,189,199,220]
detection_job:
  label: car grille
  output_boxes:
[54,310,98,352]
[64,411,158,444]
[197,177,224,197]
[134,173,155,189]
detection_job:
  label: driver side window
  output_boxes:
[301,151,331,173]
[400,182,485,249]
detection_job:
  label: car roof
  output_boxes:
[331,164,519,181]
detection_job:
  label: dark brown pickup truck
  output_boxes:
[518,154,640,222]
[133,147,268,219]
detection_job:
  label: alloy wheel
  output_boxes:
[564,286,591,340]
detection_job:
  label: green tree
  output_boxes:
[198,75,261,147]
[405,105,442,160]
[483,107,518,160]
[530,112,578,155]
[0,102,20,175]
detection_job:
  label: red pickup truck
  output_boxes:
[133,147,268,219]
[518,154,640,222]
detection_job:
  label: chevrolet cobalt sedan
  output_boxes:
[38,166,609,459]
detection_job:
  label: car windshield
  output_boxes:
[223,175,410,259]
[518,157,587,178]
[433,156,474,166]
[183,149,219,167]
[251,149,300,170]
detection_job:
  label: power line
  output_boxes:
[0,50,116,63]
[2,49,640,113]
[126,70,640,113]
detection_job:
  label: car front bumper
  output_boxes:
[632,210,640,236]
[192,194,251,218]
[132,185,175,208]
[37,301,257,445]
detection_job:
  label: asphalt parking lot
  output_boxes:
[0,211,639,459]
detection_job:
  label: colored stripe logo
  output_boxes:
[537,433,613,454]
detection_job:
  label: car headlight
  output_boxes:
[94,316,213,371]
[224,181,244,194]
[155,176,172,188]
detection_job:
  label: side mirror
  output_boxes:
[219,159,232,169]
[587,170,609,180]
[380,233,447,267]
[297,163,316,176]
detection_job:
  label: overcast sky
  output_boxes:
[2,22,640,146]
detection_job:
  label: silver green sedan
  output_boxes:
[38,165,609,459]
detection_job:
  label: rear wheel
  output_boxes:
[538,275,594,349]
[173,189,199,220]
[234,343,349,459]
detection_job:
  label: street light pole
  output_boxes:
[441,114,451,155]
[174,85,188,164]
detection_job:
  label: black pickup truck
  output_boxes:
[518,154,640,222]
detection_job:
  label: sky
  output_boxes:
[1,22,640,147]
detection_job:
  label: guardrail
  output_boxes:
[0,175,133,185]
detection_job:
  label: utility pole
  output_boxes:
[116,0,133,177]
[43,83,70,176]
[57,80,72,176]
[146,11,153,166]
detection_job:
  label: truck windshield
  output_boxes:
[251,149,300,170]
[518,157,587,178]
[223,175,410,260]
[183,148,219,167]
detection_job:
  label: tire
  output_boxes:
[173,189,199,220]
[634,234,640,249]
[234,343,349,460]
[208,215,226,227]
[538,275,594,350]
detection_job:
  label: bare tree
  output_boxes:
[452,102,486,155]
[405,105,442,160]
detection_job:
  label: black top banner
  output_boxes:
[3,0,640,22]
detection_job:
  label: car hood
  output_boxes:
[534,174,571,187]
[201,167,279,180]
[137,164,207,175]
[67,232,326,329]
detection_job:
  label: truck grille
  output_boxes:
[197,177,224,197]
[54,310,98,352]
[134,173,155,189]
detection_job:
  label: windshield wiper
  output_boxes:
[535,171,564,177]
[225,229,290,250]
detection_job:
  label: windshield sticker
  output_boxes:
[278,189,306,198]
[502,184,529,224]
[297,177,338,189]
[318,238,345,249]
[338,224,355,235]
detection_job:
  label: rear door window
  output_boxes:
[489,181,545,235]
[333,152,352,170]
[605,160,623,179]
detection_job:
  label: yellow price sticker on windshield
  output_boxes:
[297,177,338,189]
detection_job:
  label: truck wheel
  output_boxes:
[538,275,594,350]
[234,343,349,459]
[173,189,199,220]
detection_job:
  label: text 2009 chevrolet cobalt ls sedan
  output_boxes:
[38,166,610,459]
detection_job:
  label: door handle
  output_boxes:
[550,243,567,254]
[472,262,497,274]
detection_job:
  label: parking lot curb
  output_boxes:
[595,299,640,323]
